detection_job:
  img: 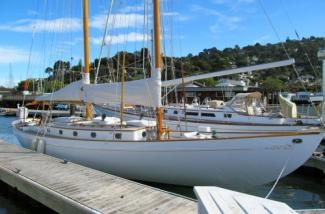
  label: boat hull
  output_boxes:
[12,121,323,190]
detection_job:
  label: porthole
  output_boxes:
[91,132,96,138]
[173,110,178,114]
[142,131,147,138]
[115,133,122,139]
[73,131,78,137]
[59,130,63,135]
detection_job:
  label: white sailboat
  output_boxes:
[13,0,323,190]
[94,91,320,134]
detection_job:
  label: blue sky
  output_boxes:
[0,0,324,87]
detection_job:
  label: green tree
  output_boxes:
[261,77,284,92]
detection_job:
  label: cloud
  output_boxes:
[212,0,226,4]
[0,18,81,33]
[0,46,30,64]
[212,0,256,5]
[210,16,242,33]
[91,32,150,45]
[0,13,145,33]
[253,35,271,44]
[161,12,190,22]
[89,13,144,30]
[191,5,243,32]
[238,0,256,3]
[119,5,144,13]
[27,10,39,16]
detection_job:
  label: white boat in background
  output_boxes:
[288,91,323,104]
[13,0,324,190]
[94,91,320,133]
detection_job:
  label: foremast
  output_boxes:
[82,0,92,120]
[152,0,165,140]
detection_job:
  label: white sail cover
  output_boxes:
[35,59,295,107]
[36,80,83,102]
[84,78,159,107]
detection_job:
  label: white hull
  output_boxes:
[95,106,317,133]
[13,120,322,190]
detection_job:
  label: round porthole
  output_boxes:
[115,133,122,139]
[73,131,78,137]
[91,132,96,138]
[142,131,147,138]
[59,130,63,135]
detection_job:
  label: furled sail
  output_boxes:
[35,59,295,107]
[36,79,159,107]
[83,78,159,107]
[36,80,83,103]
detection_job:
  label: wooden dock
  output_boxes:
[194,186,325,214]
[0,140,197,214]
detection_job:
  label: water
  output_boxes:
[0,117,324,212]
[145,171,325,210]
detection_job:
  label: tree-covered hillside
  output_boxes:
[17,36,325,93]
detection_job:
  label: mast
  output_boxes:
[83,0,92,120]
[153,0,163,140]
[120,52,126,127]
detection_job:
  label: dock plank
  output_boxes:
[0,140,197,214]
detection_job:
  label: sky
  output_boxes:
[0,0,324,87]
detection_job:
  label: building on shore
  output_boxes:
[166,80,262,104]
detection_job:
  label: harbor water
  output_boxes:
[0,116,324,212]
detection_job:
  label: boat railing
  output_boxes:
[266,104,320,117]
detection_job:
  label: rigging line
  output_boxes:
[133,0,140,76]
[258,0,323,122]
[161,0,168,105]
[142,0,154,109]
[164,0,182,130]
[105,2,118,83]
[23,26,36,107]
[138,0,152,109]
[94,0,114,84]
[265,144,295,199]
[36,0,66,136]
[279,0,319,80]
[23,0,43,106]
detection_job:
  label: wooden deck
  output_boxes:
[0,140,197,214]
[194,186,325,214]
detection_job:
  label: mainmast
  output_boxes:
[83,0,92,120]
[153,0,164,140]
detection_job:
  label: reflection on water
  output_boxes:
[251,170,325,209]
[1,116,324,211]
[144,170,325,210]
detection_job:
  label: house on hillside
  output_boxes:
[297,74,315,84]
[216,79,246,87]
